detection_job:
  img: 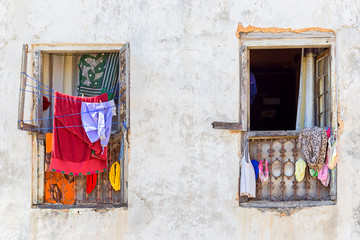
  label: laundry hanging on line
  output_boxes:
[49,91,109,175]
[81,100,114,151]
[19,63,127,196]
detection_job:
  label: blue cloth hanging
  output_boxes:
[251,159,259,180]
[250,72,257,105]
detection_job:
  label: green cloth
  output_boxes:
[309,168,318,178]
[77,53,119,100]
[101,53,119,100]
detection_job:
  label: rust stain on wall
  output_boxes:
[236,23,335,38]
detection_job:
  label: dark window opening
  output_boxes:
[250,49,301,131]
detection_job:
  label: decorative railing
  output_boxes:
[248,134,330,202]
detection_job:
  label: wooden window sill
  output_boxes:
[212,122,244,132]
[240,200,335,209]
[33,203,128,209]
[246,130,299,139]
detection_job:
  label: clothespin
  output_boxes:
[82,94,84,98]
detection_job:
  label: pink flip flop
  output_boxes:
[259,160,269,183]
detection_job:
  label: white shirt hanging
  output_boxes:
[240,142,256,198]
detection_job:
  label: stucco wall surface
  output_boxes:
[0,0,359,239]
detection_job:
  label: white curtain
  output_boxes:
[296,50,315,130]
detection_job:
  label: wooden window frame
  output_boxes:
[315,49,331,127]
[19,43,130,209]
[213,32,338,208]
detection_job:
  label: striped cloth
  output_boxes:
[101,52,119,100]
[77,53,119,100]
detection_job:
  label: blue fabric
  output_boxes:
[250,72,257,105]
[81,101,113,148]
[251,159,259,180]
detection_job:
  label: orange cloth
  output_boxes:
[44,172,75,205]
[45,132,53,153]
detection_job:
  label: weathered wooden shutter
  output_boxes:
[18,44,42,133]
[18,44,30,131]
[316,49,337,201]
[239,45,249,130]
[118,42,130,130]
[315,49,331,128]
[119,42,130,205]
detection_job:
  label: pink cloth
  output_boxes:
[326,127,331,138]
[50,91,108,175]
[318,162,330,186]
[258,160,269,183]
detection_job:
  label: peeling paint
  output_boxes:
[236,23,335,38]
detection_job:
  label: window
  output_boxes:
[249,49,301,130]
[18,43,130,208]
[213,30,338,208]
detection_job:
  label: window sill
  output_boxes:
[239,200,335,209]
[246,130,299,139]
[32,203,128,210]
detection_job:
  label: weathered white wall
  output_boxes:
[0,0,359,239]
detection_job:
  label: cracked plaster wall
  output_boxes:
[0,0,360,239]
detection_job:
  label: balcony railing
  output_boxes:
[240,131,334,208]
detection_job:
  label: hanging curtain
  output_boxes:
[296,50,316,130]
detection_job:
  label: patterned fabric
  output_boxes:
[259,160,269,183]
[44,172,75,204]
[101,53,119,100]
[77,53,109,97]
[297,127,327,172]
[77,53,119,100]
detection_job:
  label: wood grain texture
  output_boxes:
[212,121,243,130]
[17,44,28,130]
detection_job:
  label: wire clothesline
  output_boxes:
[25,121,128,132]
[19,72,126,122]
[21,72,54,91]
[25,84,54,93]
[20,101,125,122]
[19,89,126,123]
[19,72,128,132]
[21,72,125,95]
[20,88,124,103]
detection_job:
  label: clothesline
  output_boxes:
[21,72,125,95]
[25,120,127,132]
[25,84,54,93]
[19,88,125,104]
[20,102,124,123]
[19,72,128,130]
[21,72,53,91]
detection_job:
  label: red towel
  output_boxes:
[50,91,108,175]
